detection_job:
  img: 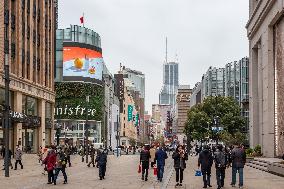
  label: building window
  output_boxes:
[22,95,38,116]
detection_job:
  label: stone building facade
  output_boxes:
[247,0,284,157]
[0,0,56,153]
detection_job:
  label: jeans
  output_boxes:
[175,168,184,183]
[157,165,165,180]
[202,169,211,186]
[216,167,225,187]
[231,167,243,187]
[54,167,67,183]
[15,160,23,169]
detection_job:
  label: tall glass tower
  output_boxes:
[159,62,179,107]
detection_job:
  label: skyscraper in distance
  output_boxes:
[159,62,179,107]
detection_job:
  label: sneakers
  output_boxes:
[239,186,244,189]
[175,183,179,187]
[231,184,236,187]
[63,181,67,184]
[179,183,182,186]
[141,175,144,180]
[145,178,148,181]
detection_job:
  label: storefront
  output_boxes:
[55,82,104,147]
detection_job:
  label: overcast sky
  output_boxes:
[58,0,249,112]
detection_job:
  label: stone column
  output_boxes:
[13,91,22,152]
[38,99,46,152]
[50,102,55,146]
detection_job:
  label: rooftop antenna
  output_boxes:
[165,37,168,64]
[175,51,179,63]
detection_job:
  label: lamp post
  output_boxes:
[85,95,89,163]
[116,109,120,157]
[3,1,10,177]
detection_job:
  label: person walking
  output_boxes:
[65,146,72,167]
[95,148,108,180]
[14,145,23,170]
[87,145,96,167]
[53,148,68,185]
[198,145,213,188]
[149,145,156,168]
[43,147,56,184]
[230,143,246,188]
[214,145,227,189]
[155,146,168,182]
[140,145,151,181]
[172,145,188,187]
[2,148,13,170]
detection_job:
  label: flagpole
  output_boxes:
[83,12,85,27]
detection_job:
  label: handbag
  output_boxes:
[195,169,202,176]
[138,164,142,173]
[153,166,157,176]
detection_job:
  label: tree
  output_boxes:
[185,96,246,143]
[129,138,136,147]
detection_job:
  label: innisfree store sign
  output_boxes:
[55,82,104,121]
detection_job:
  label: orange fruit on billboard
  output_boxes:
[74,58,83,69]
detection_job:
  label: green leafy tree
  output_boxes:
[185,96,246,143]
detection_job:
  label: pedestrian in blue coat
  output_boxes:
[155,146,168,182]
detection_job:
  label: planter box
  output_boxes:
[268,163,284,176]
[246,157,254,163]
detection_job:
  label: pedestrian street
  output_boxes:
[1,154,284,189]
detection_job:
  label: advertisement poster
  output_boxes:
[63,47,103,80]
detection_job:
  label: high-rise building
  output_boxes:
[189,82,202,108]
[176,85,192,136]
[247,0,284,157]
[159,62,179,107]
[119,66,146,143]
[202,67,225,99]
[0,0,56,152]
[225,57,249,132]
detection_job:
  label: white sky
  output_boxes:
[58,0,249,112]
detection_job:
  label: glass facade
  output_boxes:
[159,62,179,107]
[201,57,249,133]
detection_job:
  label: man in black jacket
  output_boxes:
[198,146,213,188]
[95,149,108,180]
[140,145,151,181]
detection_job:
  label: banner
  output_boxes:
[128,105,133,121]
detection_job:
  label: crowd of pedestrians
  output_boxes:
[1,141,249,188]
[197,143,246,189]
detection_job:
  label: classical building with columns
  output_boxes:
[247,0,284,157]
[0,0,56,153]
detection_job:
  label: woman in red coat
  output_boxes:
[43,149,56,184]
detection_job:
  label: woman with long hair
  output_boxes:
[172,145,188,187]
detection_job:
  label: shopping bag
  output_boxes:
[153,166,157,176]
[138,164,142,173]
[195,170,202,176]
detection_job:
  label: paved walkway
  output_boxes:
[0,154,173,189]
[1,154,284,189]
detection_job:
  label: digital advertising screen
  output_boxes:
[63,47,103,81]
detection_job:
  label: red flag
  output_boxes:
[80,16,84,24]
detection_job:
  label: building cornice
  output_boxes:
[247,0,279,39]
[0,71,55,102]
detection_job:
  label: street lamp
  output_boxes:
[85,95,89,163]
[116,109,120,157]
[3,2,10,177]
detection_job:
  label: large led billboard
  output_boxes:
[63,47,103,81]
